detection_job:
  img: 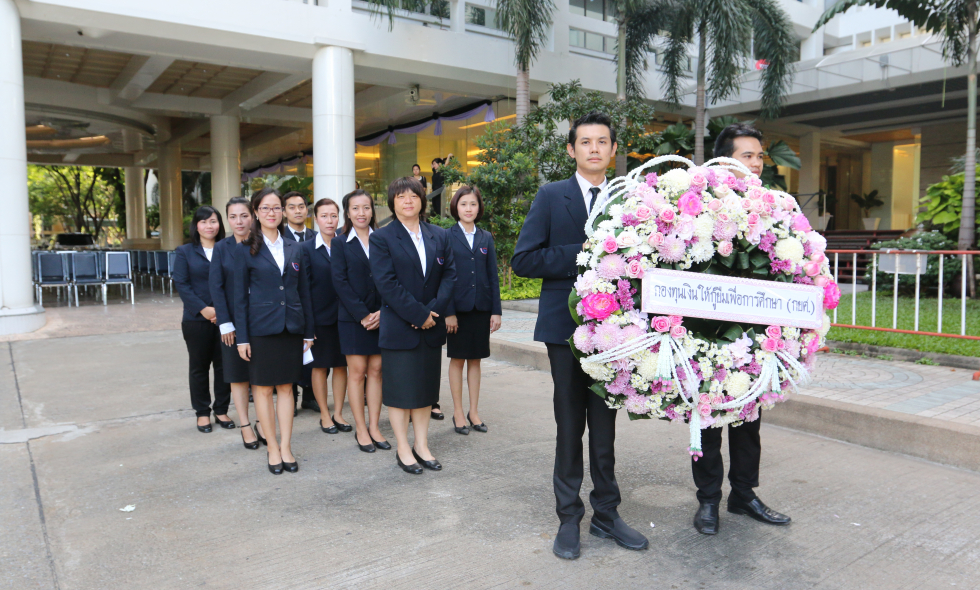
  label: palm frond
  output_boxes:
[657,2,696,110]
[495,0,556,71]
[361,0,431,31]
[618,0,676,98]
[750,0,796,119]
[704,0,753,104]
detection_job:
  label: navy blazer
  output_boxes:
[331,231,381,323]
[209,236,240,329]
[370,219,456,350]
[446,224,502,316]
[233,237,315,345]
[281,226,316,242]
[300,235,340,326]
[173,242,215,322]
[512,176,588,344]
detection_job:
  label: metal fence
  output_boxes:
[827,249,980,341]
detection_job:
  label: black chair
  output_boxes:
[146,250,157,292]
[154,251,174,296]
[104,251,134,305]
[137,251,150,289]
[71,251,103,306]
[36,252,71,306]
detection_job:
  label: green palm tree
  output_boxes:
[816,0,978,296]
[362,0,432,29]
[495,0,557,124]
[657,0,796,165]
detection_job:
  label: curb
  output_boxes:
[489,337,980,472]
[826,340,979,371]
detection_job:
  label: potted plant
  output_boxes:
[850,190,885,230]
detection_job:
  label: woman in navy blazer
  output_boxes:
[330,189,389,453]
[301,198,351,435]
[173,205,232,434]
[234,188,315,475]
[443,186,502,435]
[371,177,456,474]
[208,196,263,450]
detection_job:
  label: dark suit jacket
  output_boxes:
[446,224,502,316]
[370,219,456,350]
[511,176,588,344]
[281,226,316,242]
[300,236,340,326]
[173,242,215,322]
[233,238,314,345]
[331,231,381,323]
[209,236,240,329]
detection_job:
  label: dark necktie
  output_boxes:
[588,186,600,214]
[295,231,304,242]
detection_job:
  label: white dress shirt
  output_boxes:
[347,227,373,258]
[288,225,307,242]
[203,246,213,262]
[458,222,476,249]
[315,231,331,255]
[264,231,285,275]
[575,171,608,214]
[404,223,427,275]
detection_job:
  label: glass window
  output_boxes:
[569,28,585,49]
[430,0,450,18]
[585,31,604,52]
[465,5,485,26]
[569,0,586,16]
[585,0,603,20]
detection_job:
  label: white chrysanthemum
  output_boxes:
[597,219,617,232]
[576,251,591,266]
[818,313,831,337]
[658,168,691,197]
[694,214,714,240]
[608,204,624,219]
[637,352,661,382]
[724,370,752,398]
[774,237,805,263]
[630,373,650,391]
[582,359,615,382]
[689,240,714,263]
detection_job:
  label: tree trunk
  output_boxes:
[694,27,707,166]
[516,67,530,125]
[615,23,628,176]
[961,9,978,297]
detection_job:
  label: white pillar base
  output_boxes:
[0,304,46,336]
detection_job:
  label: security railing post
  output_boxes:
[833,253,839,324]
[893,261,899,330]
[914,253,921,332]
[962,253,968,336]
[937,254,944,333]
[852,253,857,326]
[871,253,877,328]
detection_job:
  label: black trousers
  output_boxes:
[546,343,621,525]
[691,414,762,504]
[181,321,231,417]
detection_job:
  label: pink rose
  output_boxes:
[746,176,762,187]
[581,292,620,321]
[813,275,830,288]
[747,213,760,226]
[635,205,652,221]
[804,261,821,277]
[806,335,821,354]
[762,192,776,205]
[603,235,618,253]
[782,195,798,211]
[765,325,782,339]
[741,199,753,211]
[659,209,676,224]
[669,315,684,327]
[717,240,734,257]
[810,253,826,264]
[792,214,812,232]
[690,172,707,188]
[699,394,710,404]
[717,213,730,223]
[626,259,645,279]
[677,192,703,216]
[762,338,780,353]
[761,203,773,217]
[652,316,671,333]
[777,339,786,350]
[698,403,712,417]
[706,199,722,212]
[823,281,841,310]
[670,325,687,339]
[648,232,665,249]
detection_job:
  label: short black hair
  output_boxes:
[449,185,484,222]
[188,205,225,246]
[568,111,617,146]
[431,157,445,165]
[387,177,427,218]
[282,191,307,206]
[714,123,764,159]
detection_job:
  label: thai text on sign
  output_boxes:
[641,268,824,329]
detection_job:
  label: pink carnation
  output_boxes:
[581,292,620,320]
[677,191,703,216]
[765,325,782,339]
[823,281,841,310]
[635,205,652,221]
[596,254,626,280]
[602,235,618,253]
[717,240,734,257]
[761,337,780,353]
[651,316,671,333]
[645,173,658,187]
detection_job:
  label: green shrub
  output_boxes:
[868,231,962,294]
[501,275,541,301]
[917,166,980,242]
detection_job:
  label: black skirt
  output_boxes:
[310,324,348,368]
[221,338,250,383]
[381,340,442,409]
[447,309,492,359]
[338,320,380,356]
[248,330,303,386]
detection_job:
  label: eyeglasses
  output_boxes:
[257,206,283,214]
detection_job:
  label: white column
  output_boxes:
[210,114,241,227]
[801,29,824,61]
[0,0,44,334]
[798,131,821,225]
[125,167,146,240]
[312,45,355,217]
[449,0,466,32]
[157,142,184,250]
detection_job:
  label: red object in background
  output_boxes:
[755,59,769,70]
[973,371,980,381]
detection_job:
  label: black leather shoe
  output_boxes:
[355,431,375,453]
[552,523,580,560]
[589,517,648,550]
[452,417,469,435]
[396,454,423,474]
[693,502,719,535]
[300,392,320,412]
[214,416,235,429]
[727,495,791,525]
[254,421,267,446]
[319,420,339,434]
[412,448,442,471]
[334,422,353,433]
[283,461,298,473]
[197,420,212,433]
[430,407,445,420]
[371,436,391,450]
[268,461,283,475]
[467,412,488,433]
[240,423,260,450]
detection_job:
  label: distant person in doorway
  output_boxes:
[173,206,232,434]
[280,190,319,414]
[714,123,765,178]
[429,154,453,219]
[412,164,428,194]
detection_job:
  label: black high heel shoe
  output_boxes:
[268,452,283,475]
[412,448,442,471]
[430,406,445,420]
[397,454,423,474]
[215,416,236,429]
[197,419,212,433]
[320,420,339,434]
[334,421,353,433]
[240,423,260,450]
[370,435,391,450]
[467,412,488,433]
[254,421,267,446]
[355,431,376,453]
[452,416,470,435]
[282,459,299,473]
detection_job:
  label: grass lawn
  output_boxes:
[829,290,980,357]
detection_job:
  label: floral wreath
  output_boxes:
[569,156,841,457]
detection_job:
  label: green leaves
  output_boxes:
[590,382,608,399]
[569,291,584,326]
[495,0,557,71]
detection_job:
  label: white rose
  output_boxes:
[616,229,641,249]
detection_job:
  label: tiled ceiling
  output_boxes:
[146,60,264,99]
[268,80,373,108]
[22,41,135,88]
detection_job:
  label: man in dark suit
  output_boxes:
[688,123,792,536]
[281,191,319,413]
[512,111,648,560]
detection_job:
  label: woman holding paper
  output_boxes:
[234,188,315,475]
